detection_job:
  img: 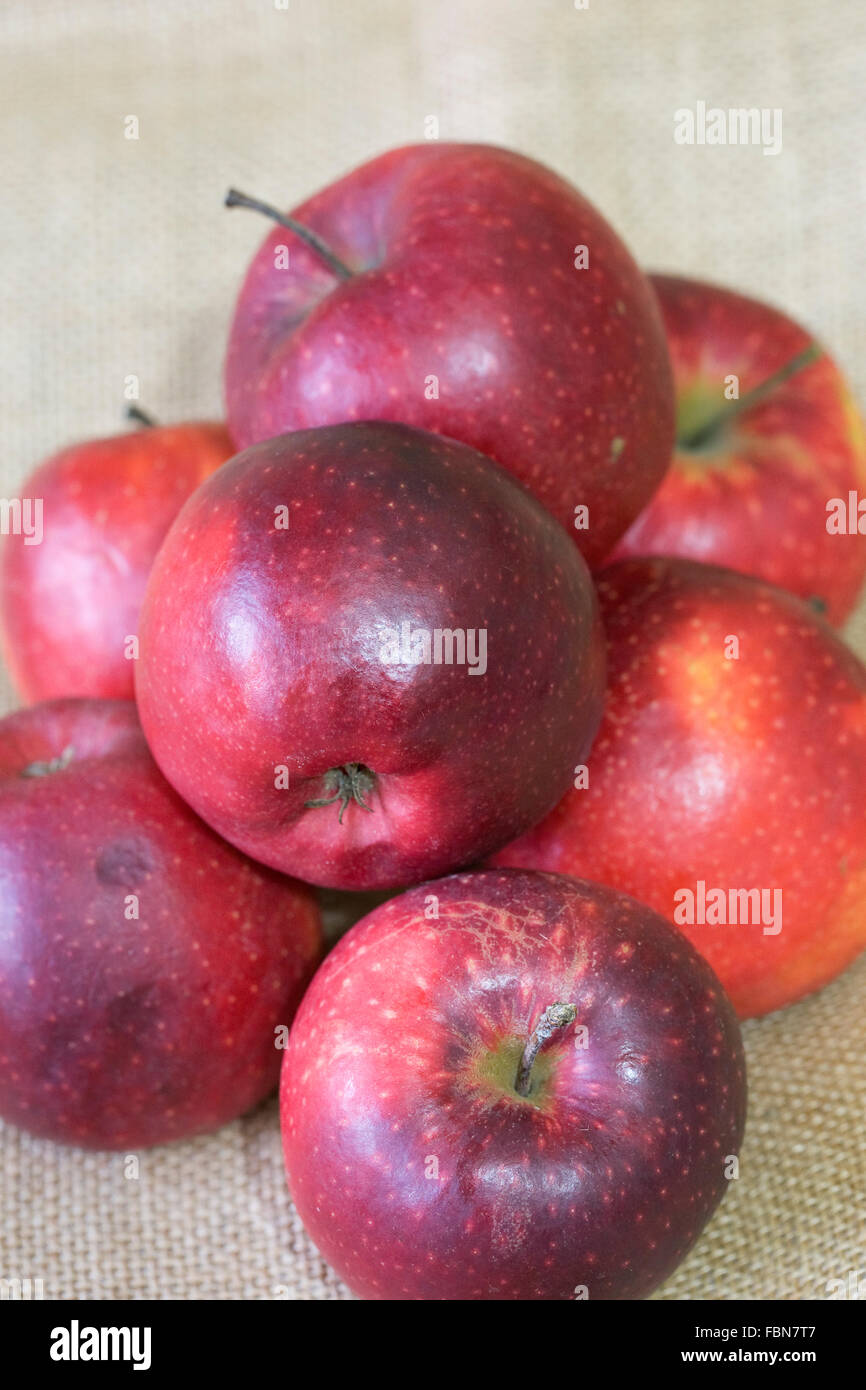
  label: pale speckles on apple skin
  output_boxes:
[611,273,866,623]
[0,424,235,703]
[136,422,606,890]
[281,870,745,1301]
[492,557,866,1018]
[224,142,674,569]
[0,699,322,1150]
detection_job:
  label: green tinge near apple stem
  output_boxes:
[224,188,354,282]
[680,340,824,451]
[515,1002,578,1098]
[126,404,157,429]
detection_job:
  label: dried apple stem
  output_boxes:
[126,404,157,428]
[515,1002,577,1097]
[225,188,354,281]
[304,762,376,824]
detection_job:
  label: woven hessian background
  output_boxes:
[1,0,864,1300]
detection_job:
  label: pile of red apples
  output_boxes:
[2,144,865,1302]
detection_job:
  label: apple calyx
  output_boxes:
[304,762,376,824]
[515,1001,577,1097]
[224,188,354,282]
[679,341,824,451]
[20,744,75,778]
[126,404,157,429]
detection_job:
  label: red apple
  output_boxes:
[280,869,746,1301]
[492,557,866,1018]
[224,142,674,567]
[611,274,866,623]
[135,421,606,890]
[0,698,321,1149]
[0,415,235,701]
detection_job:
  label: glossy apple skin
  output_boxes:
[492,558,866,1018]
[136,422,606,890]
[280,869,746,1301]
[611,275,866,623]
[0,421,235,701]
[225,143,674,567]
[0,699,322,1150]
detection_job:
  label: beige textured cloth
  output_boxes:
[1,0,864,1300]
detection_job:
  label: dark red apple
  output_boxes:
[0,698,321,1149]
[611,274,866,623]
[136,421,606,890]
[0,416,235,701]
[280,869,746,1301]
[492,557,866,1018]
[224,142,674,566]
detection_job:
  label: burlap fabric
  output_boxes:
[1,0,864,1300]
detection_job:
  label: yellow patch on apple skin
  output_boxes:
[674,379,725,445]
[837,382,866,485]
[672,445,755,485]
[744,854,866,1018]
[656,642,737,714]
[683,655,730,705]
[655,643,758,752]
[839,697,866,742]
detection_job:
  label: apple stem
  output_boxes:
[225,188,354,282]
[304,762,376,824]
[20,745,75,778]
[515,1002,577,1097]
[680,341,824,450]
[126,404,157,429]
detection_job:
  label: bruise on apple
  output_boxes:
[0,697,322,1149]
